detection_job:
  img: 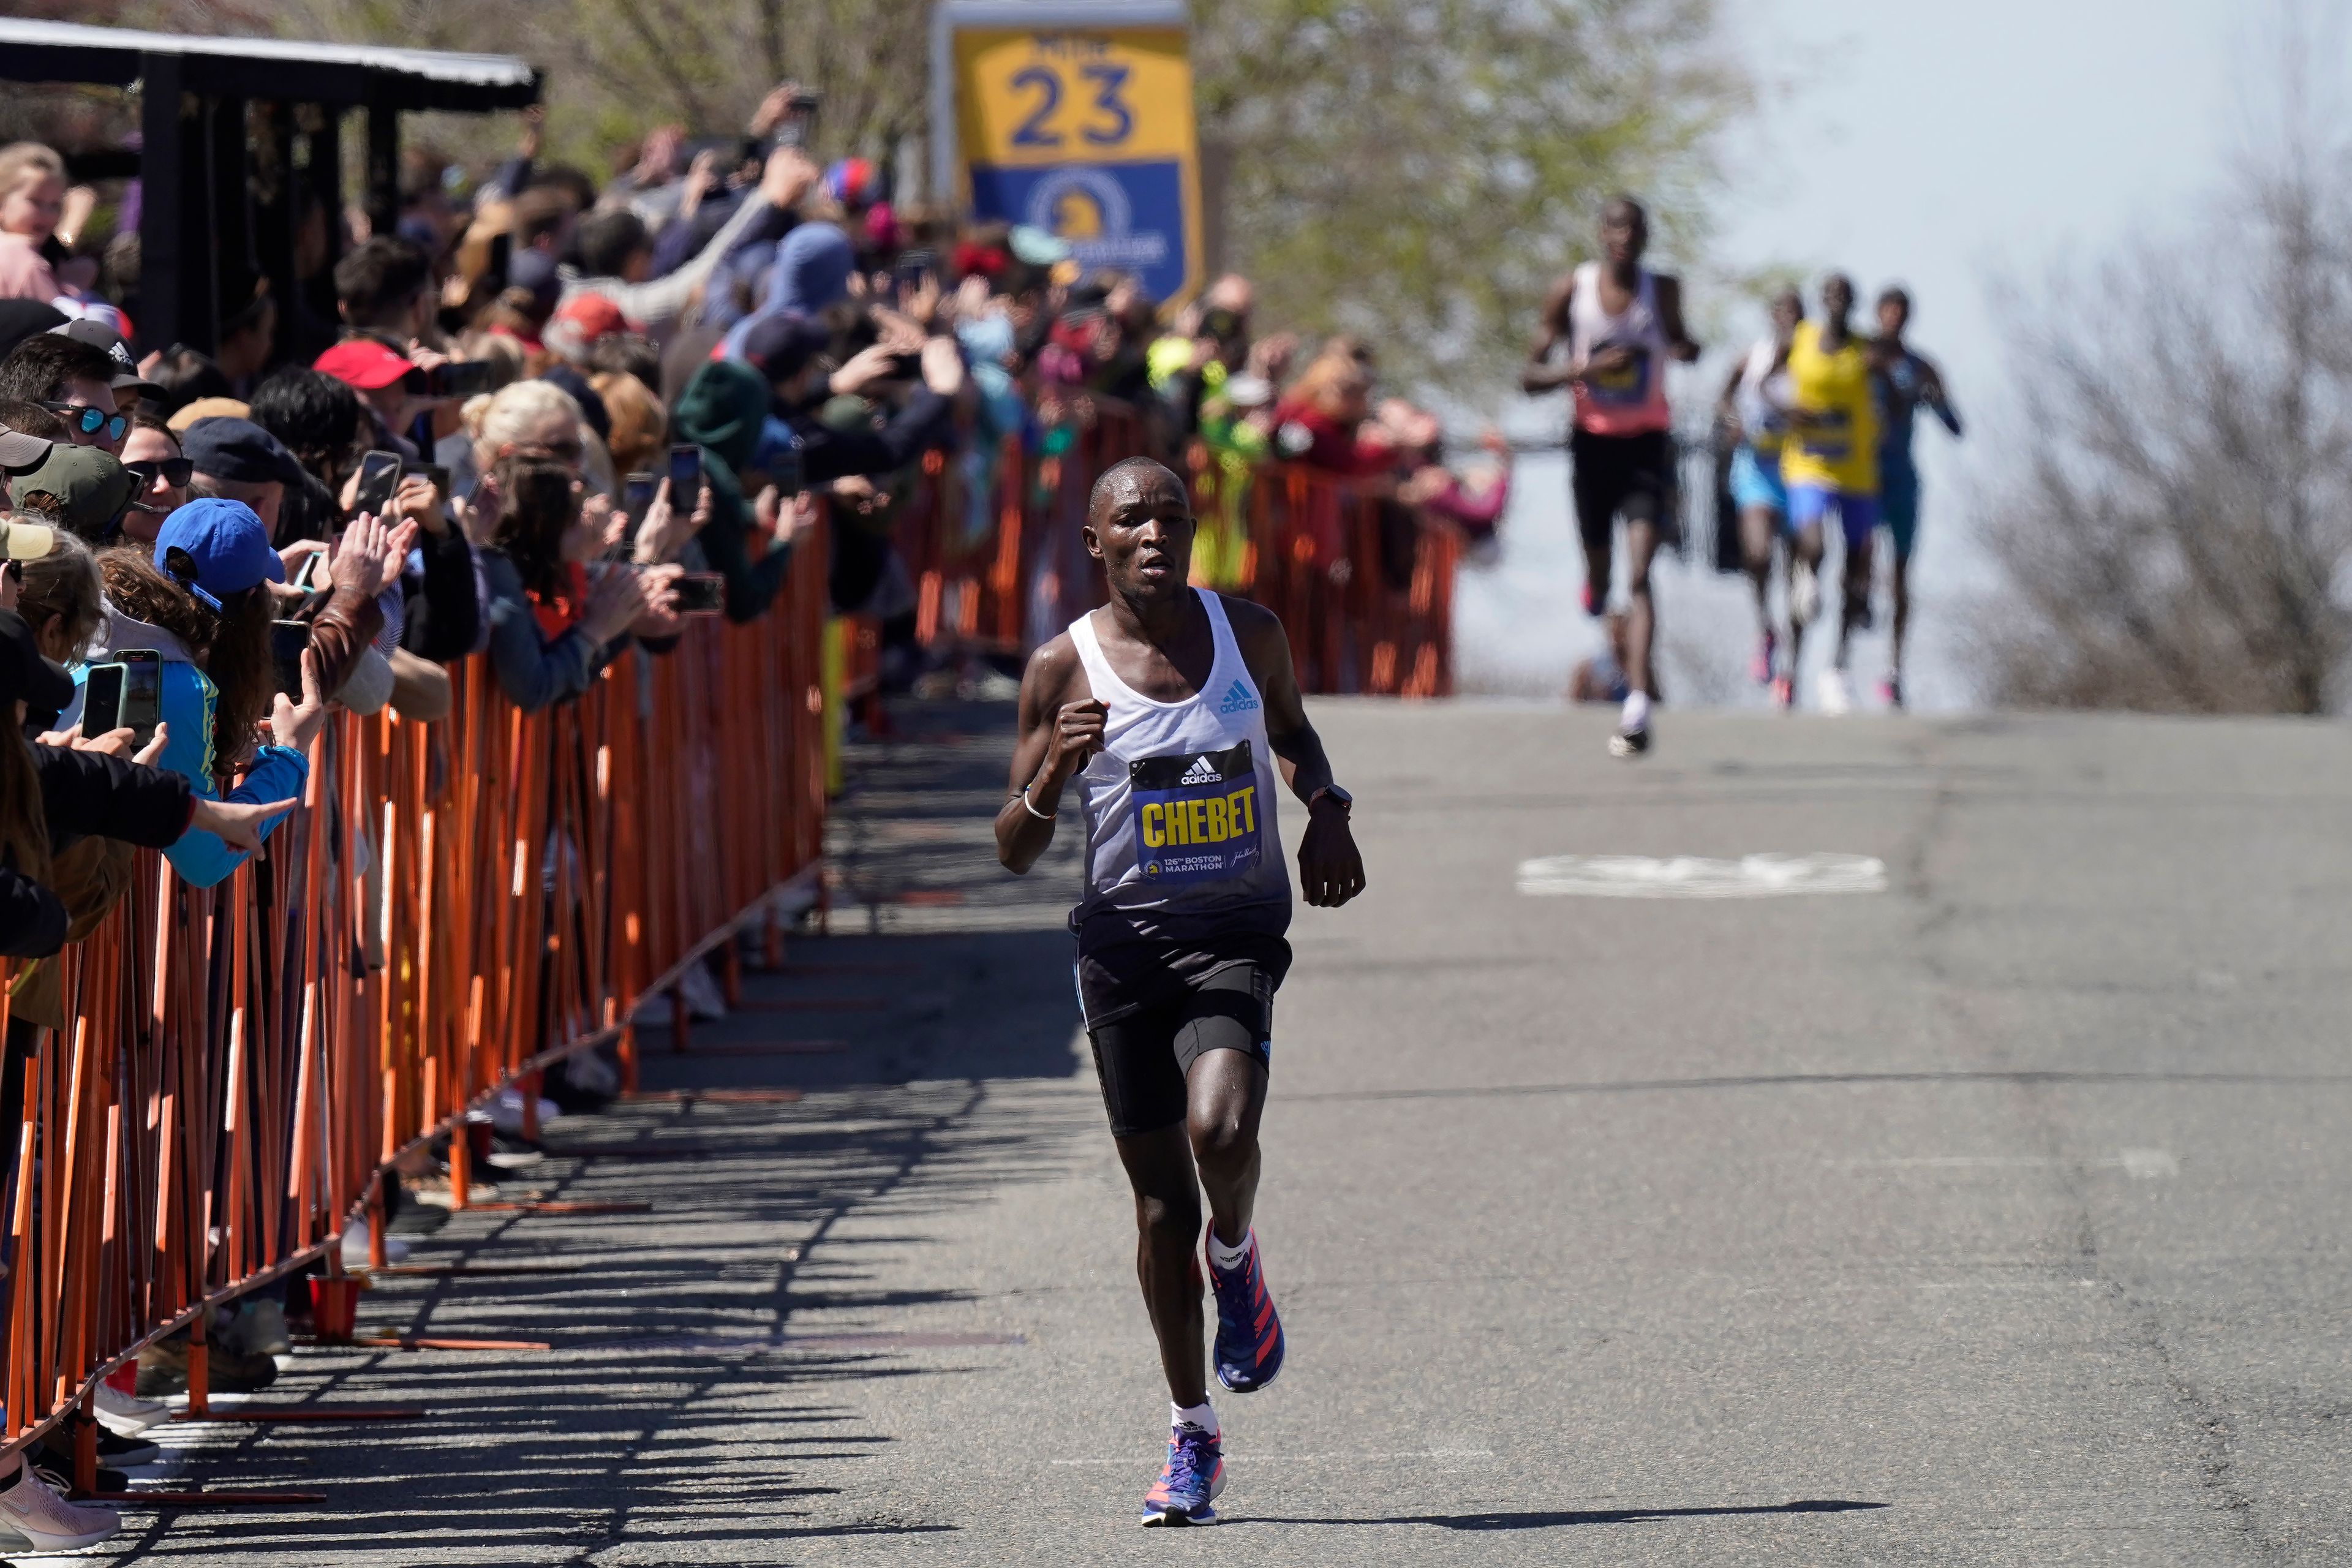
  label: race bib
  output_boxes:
[1586,344,1653,406]
[1131,742,1264,886]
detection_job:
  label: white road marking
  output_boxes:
[1052,1448,1495,1467]
[1517,853,1887,899]
[1828,1151,2178,1177]
[2118,1147,2180,1178]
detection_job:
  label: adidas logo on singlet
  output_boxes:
[1217,679,1259,714]
[1178,755,1221,785]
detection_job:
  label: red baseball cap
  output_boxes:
[314,337,418,391]
[551,293,628,342]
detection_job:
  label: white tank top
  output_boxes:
[1569,260,1673,437]
[1067,589,1291,946]
[1734,337,1795,455]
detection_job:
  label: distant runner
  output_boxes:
[1781,273,1879,714]
[1869,286,1962,709]
[995,457,1366,1528]
[1717,285,1804,707]
[1523,195,1701,756]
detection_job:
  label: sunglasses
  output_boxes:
[38,403,129,444]
[124,458,194,488]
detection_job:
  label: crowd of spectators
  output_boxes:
[0,89,1509,1547]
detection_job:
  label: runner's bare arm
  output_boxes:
[995,635,1104,875]
[1227,597,1365,907]
[1716,358,1748,439]
[1520,274,1581,395]
[1654,274,1702,362]
[1917,352,1962,436]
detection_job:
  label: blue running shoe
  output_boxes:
[1208,1229,1285,1393]
[1140,1422,1224,1526]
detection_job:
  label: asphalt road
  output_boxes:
[111,700,2352,1566]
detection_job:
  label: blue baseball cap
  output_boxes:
[153,497,284,610]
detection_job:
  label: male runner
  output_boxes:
[1716,285,1804,706]
[1780,273,1879,714]
[1523,195,1700,756]
[1868,287,1961,709]
[995,457,1365,1527]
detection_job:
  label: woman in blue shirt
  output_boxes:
[62,500,328,888]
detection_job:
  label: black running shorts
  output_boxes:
[1570,428,1680,551]
[1084,961,1279,1139]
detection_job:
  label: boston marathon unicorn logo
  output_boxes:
[1028,167,1167,271]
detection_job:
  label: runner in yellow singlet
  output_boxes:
[1780,273,1878,713]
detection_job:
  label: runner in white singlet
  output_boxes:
[1523,195,1700,756]
[995,457,1365,1528]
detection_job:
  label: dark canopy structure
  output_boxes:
[0,19,541,357]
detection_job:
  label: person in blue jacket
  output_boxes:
[60,499,326,888]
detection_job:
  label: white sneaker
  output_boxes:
[225,1297,291,1357]
[93,1381,167,1435]
[677,960,728,1021]
[339,1218,410,1266]
[1819,668,1852,715]
[1790,560,1820,628]
[489,1087,560,1136]
[561,1049,619,1098]
[0,1453,119,1550]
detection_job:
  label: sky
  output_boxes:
[1457,0,2282,709]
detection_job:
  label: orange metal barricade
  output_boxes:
[895,404,1458,695]
[0,523,830,1461]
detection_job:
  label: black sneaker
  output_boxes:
[31,1442,127,1496]
[1608,726,1651,759]
[93,1432,158,1468]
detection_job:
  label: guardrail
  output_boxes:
[895,405,1458,696]
[0,517,831,1485]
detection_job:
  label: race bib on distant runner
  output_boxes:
[1586,343,1653,406]
[1131,742,1264,886]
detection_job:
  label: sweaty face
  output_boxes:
[1087,471,1195,603]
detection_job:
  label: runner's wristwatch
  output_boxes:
[1306,783,1352,816]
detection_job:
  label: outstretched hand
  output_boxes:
[190,794,301,852]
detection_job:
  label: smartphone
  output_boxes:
[409,461,451,503]
[623,471,658,524]
[116,649,162,750]
[429,361,497,399]
[81,663,125,738]
[271,620,311,698]
[768,435,804,498]
[353,450,402,517]
[892,249,937,304]
[666,445,703,514]
[290,546,326,592]
[671,573,725,617]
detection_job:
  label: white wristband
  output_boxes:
[1020,786,1055,821]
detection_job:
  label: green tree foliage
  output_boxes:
[1192,0,1749,391]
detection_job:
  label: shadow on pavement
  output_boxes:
[1245,1498,1891,1531]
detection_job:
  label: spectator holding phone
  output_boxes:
[475,454,676,710]
[61,500,326,888]
[668,360,811,624]
[559,145,820,347]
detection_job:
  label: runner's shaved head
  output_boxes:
[1089,456,1185,521]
